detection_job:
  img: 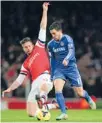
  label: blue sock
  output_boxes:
[55,92,66,114]
[82,90,93,104]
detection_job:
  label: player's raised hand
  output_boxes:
[42,2,50,11]
[2,88,11,98]
[62,59,69,66]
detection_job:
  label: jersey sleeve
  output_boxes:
[15,65,29,85]
[64,35,75,61]
[47,42,52,58]
[20,65,29,76]
[16,74,26,85]
[35,28,46,48]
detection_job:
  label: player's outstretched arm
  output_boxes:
[2,80,21,97]
[2,74,26,97]
[40,2,49,30]
[37,2,49,47]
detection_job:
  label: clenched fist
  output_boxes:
[42,2,50,11]
[62,59,69,66]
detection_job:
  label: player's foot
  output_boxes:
[35,95,43,109]
[89,100,96,109]
[51,99,59,109]
[52,99,68,110]
[56,113,68,120]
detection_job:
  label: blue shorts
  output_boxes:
[52,66,83,87]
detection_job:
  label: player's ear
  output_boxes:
[59,29,62,33]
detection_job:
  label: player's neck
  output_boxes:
[59,33,63,41]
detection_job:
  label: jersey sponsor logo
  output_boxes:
[53,47,65,53]
[28,53,40,68]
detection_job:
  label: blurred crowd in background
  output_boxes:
[1,1,102,98]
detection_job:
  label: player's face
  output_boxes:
[22,41,34,55]
[50,29,62,41]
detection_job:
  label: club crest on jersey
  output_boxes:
[60,42,64,46]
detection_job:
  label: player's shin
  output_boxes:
[82,90,92,103]
[55,91,66,113]
[35,92,47,109]
[82,90,96,109]
[40,90,47,103]
[39,82,52,104]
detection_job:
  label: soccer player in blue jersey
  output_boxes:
[47,22,96,120]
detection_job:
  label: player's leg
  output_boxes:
[26,74,52,117]
[35,73,63,110]
[52,70,68,120]
[34,73,68,118]
[40,80,51,103]
[68,71,96,109]
[36,82,51,109]
[45,99,68,110]
[54,78,66,113]
[45,99,59,110]
[73,86,96,109]
[26,80,40,117]
[27,89,39,117]
[26,101,38,117]
[36,82,48,109]
[54,78,68,120]
[36,74,55,109]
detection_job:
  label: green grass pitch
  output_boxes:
[1,109,102,122]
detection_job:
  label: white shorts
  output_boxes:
[27,73,53,103]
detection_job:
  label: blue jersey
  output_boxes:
[48,34,82,87]
[48,34,76,70]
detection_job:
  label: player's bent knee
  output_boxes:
[40,82,53,93]
[46,82,53,93]
[53,79,65,92]
[40,83,48,92]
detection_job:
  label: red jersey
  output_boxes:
[20,40,50,82]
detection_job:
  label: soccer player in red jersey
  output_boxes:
[2,2,58,117]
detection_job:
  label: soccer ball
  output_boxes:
[36,109,51,121]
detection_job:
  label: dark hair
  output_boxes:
[49,21,62,31]
[20,37,33,45]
